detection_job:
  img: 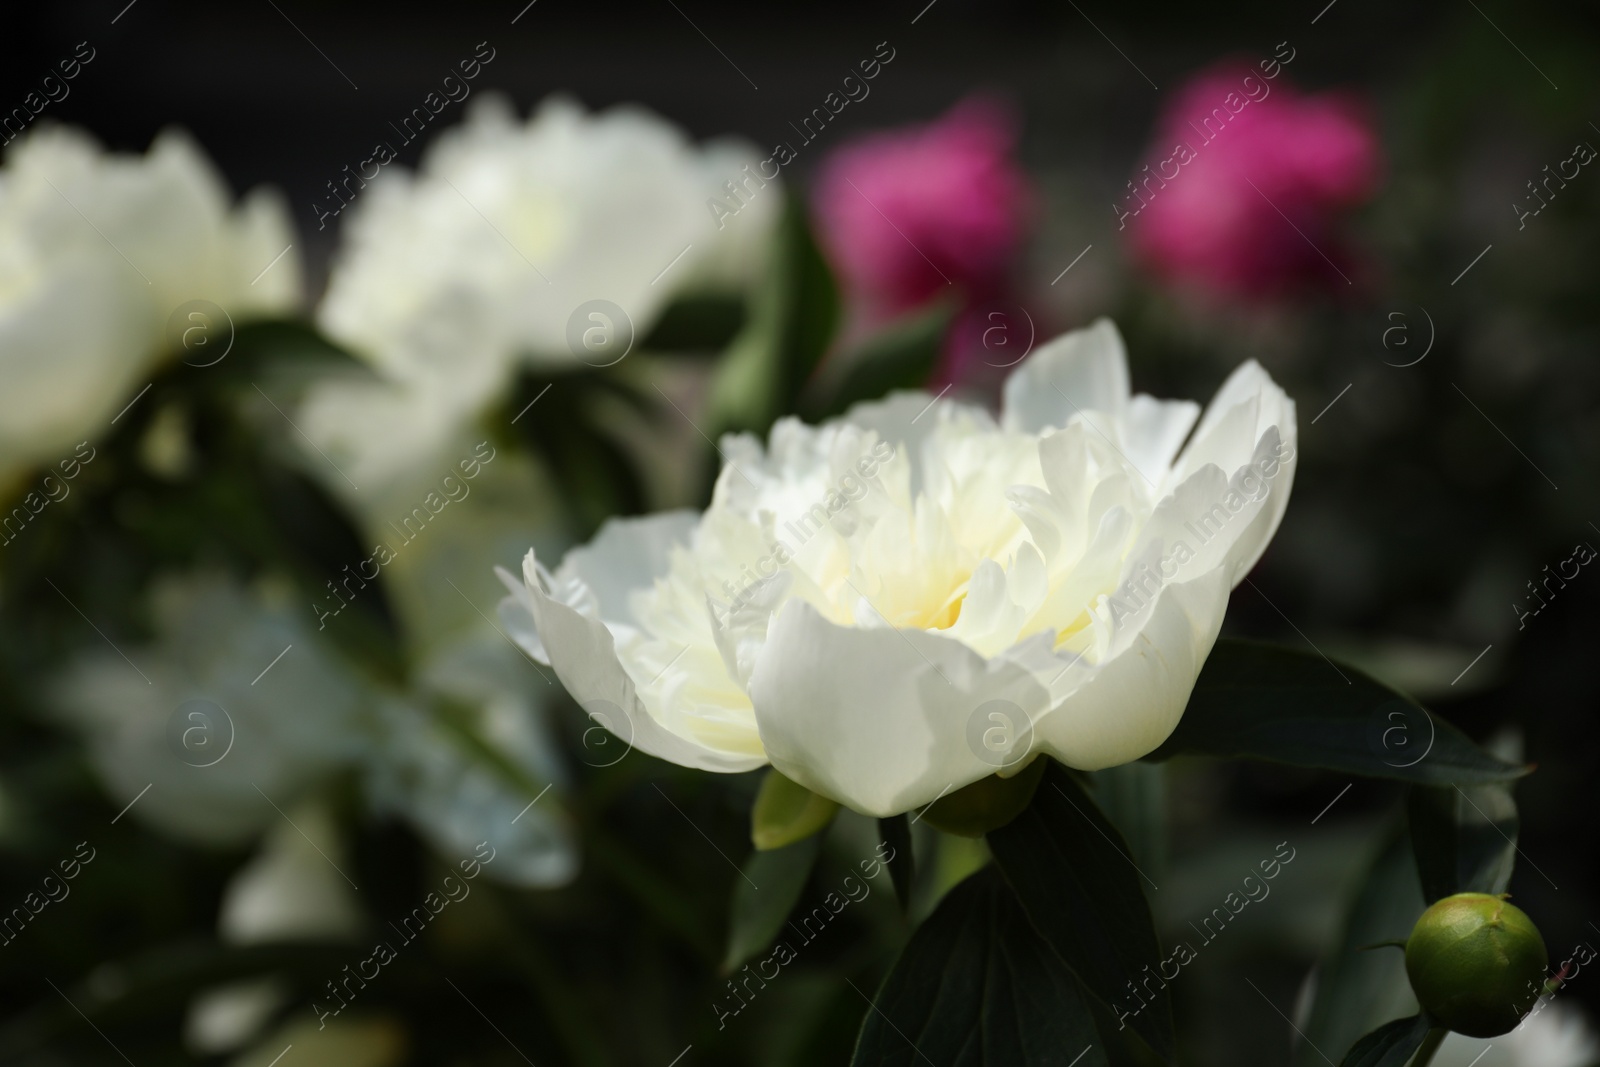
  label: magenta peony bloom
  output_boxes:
[1123,62,1381,299]
[812,98,1033,319]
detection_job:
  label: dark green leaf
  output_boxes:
[851,867,1108,1067]
[802,301,954,421]
[722,833,824,972]
[1407,783,1519,901]
[1339,1014,1433,1067]
[640,293,747,351]
[507,371,649,536]
[1086,993,1148,1067]
[1089,761,1168,881]
[1294,827,1424,1067]
[709,193,839,438]
[878,814,914,911]
[1150,640,1526,785]
[987,761,1173,1063]
[229,317,368,371]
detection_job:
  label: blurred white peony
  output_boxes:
[49,569,577,888]
[305,94,777,495]
[51,572,369,845]
[1434,1000,1600,1066]
[0,125,299,488]
[320,91,776,379]
[500,319,1298,816]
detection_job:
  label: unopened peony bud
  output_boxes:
[1404,892,1548,1038]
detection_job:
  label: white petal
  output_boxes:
[1035,568,1231,769]
[1001,318,1131,433]
[1217,425,1296,585]
[557,511,699,626]
[1191,359,1291,443]
[1171,360,1298,582]
[1124,394,1201,487]
[495,565,550,663]
[1176,361,1295,477]
[838,390,993,499]
[747,600,1053,816]
[512,548,765,774]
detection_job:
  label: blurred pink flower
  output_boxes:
[812,97,1033,318]
[1124,62,1382,299]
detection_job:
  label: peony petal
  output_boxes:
[1178,360,1294,476]
[1001,318,1131,433]
[1216,425,1296,585]
[748,599,1053,816]
[556,511,700,626]
[1124,394,1201,487]
[1171,360,1298,582]
[495,565,550,663]
[1124,444,1287,596]
[512,548,766,773]
[1034,568,1231,769]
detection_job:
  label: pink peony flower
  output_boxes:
[1124,62,1382,299]
[811,98,1035,387]
[812,97,1033,317]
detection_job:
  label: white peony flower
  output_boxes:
[304,94,775,500]
[499,319,1297,816]
[50,572,369,845]
[0,125,299,486]
[296,295,508,501]
[318,93,777,389]
[48,569,577,886]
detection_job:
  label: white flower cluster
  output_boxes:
[0,125,298,489]
[4,94,777,898]
[304,93,777,497]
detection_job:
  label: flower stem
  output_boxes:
[1410,1027,1448,1066]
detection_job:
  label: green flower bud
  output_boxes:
[920,758,1047,838]
[1404,892,1548,1038]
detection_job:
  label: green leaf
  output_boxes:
[1089,761,1168,881]
[878,815,914,911]
[228,317,368,371]
[752,768,840,850]
[507,370,649,536]
[1293,827,1424,1067]
[1407,783,1519,901]
[987,761,1173,1063]
[722,833,824,973]
[851,867,1108,1067]
[802,301,954,421]
[1338,1015,1433,1067]
[640,293,747,352]
[709,193,839,438]
[1149,640,1527,785]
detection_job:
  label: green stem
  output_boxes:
[1410,1027,1448,1067]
